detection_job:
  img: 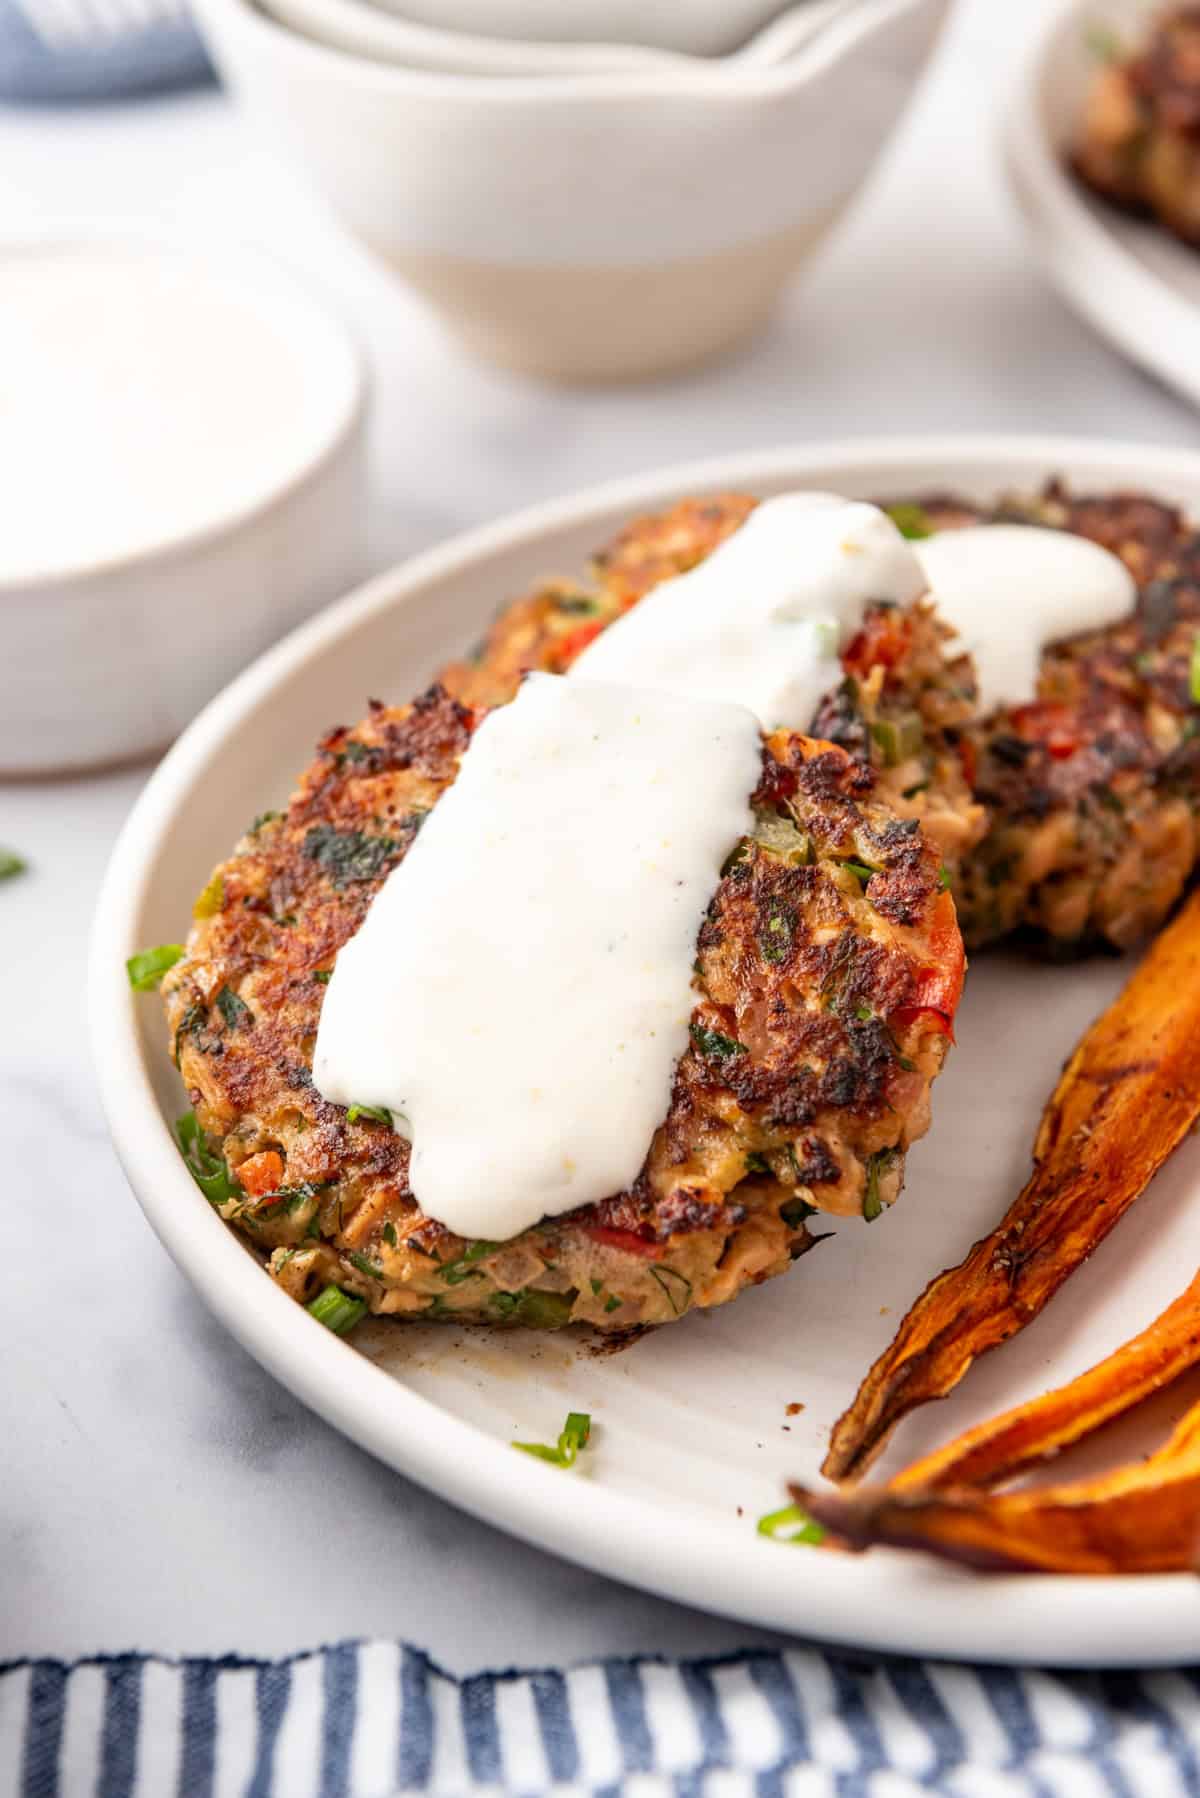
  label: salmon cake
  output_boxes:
[161,688,963,1334]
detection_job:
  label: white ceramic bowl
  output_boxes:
[92,435,1200,1664]
[2,238,367,775]
[1003,0,1200,412]
[377,0,796,58]
[257,0,844,79]
[191,0,948,382]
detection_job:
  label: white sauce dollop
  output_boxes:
[313,674,761,1242]
[570,493,927,728]
[915,524,1136,713]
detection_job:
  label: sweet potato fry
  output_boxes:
[824,887,1200,1483]
[887,1268,1200,1493]
[794,1394,1200,1574]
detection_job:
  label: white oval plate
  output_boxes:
[1005,0,1200,411]
[91,436,1200,1666]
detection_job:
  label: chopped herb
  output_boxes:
[346,1102,392,1126]
[339,740,369,764]
[649,1265,692,1317]
[513,1410,591,1468]
[884,502,932,541]
[862,1148,897,1223]
[753,815,812,865]
[307,1283,366,1335]
[759,904,795,966]
[256,1183,326,1214]
[689,1021,748,1060]
[557,594,600,615]
[348,1251,383,1280]
[938,864,951,891]
[303,823,399,888]
[383,1222,398,1249]
[1191,634,1200,706]
[604,1295,621,1314]
[841,859,877,887]
[590,1277,604,1296]
[901,780,930,800]
[0,848,27,881]
[1083,21,1122,60]
[175,1111,240,1207]
[250,811,281,834]
[490,1288,576,1328]
[216,986,252,1030]
[126,943,185,992]
[745,1152,772,1175]
[781,1196,818,1227]
[193,873,225,920]
[756,1503,826,1546]
[438,1239,500,1283]
[870,714,924,767]
[314,969,333,984]
[854,1005,874,1022]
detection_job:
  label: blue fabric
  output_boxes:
[4,1640,1200,1795]
[0,0,210,104]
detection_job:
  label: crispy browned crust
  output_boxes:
[163,684,958,1331]
[1072,8,1200,246]
[821,884,1200,1484]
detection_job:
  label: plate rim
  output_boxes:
[1002,0,1200,412]
[90,432,1200,1666]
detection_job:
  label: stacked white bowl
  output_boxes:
[191,0,951,381]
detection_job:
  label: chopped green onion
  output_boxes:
[249,810,281,834]
[193,873,224,920]
[753,815,812,865]
[745,1152,772,1175]
[313,969,333,984]
[383,1222,398,1248]
[558,594,601,616]
[870,714,924,767]
[513,1410,592,1468]
[590,1277,603,1296]
[756,1503,826,1546]
[689,1021,748,1060]
[307,1283,366,1335]
[759,905,795,966]
[346,1102,393,1126]
[841,859,877,887]
[1190,633,1200,705]
[604,1295,622,1314]
[438,1239,501,1284]
[348,1251,382,1280]
[0,848,27,882]
[175,1110,240,1207]
[126,943,185,992]
[901,781,930,800]
[938,864,952,891]
[884,502,932,541]
[862,1148,897,1223]
[490,1287,576,1328]
[781,1195,818,1227]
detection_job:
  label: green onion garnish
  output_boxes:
[348,1251,382,1280]
[689,1021,748,1060]
[1190,633,1200,706]
[870,714,924,767]
[346,1102,393,1126]
[313,969,333,984]
[841,859,877,887]
[307,1283,367,1335]
[126,944,185,992]
[438,1239,501,1283]
[756,1503,826,1546]
[513,1410,591,1468]
[175,1110,240,1207]
[0,848,27,882]
[490,1288,576,1328]
[884,503,932,541]
[862,1147,896,1223]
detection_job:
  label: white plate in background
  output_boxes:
[91,436,1200,1665]
[1005,0,1200,410]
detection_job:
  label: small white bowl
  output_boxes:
[259,0,845,79]
[374,0,796,58]
[1,238,367,775]
[1003,0,1200,413]
[191,0,948,383]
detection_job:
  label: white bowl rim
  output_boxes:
[1001,0,1200,412]
[0,230,368,595]
[91,432,1200,1666]
[201,0,939,101]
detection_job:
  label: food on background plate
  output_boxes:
[1073,7,1200,247]
[822,885,1200,1483]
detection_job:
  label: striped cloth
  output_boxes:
[4,1640,1200,1796]
[0,0,209,103]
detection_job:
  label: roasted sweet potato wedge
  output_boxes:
[794,1393,1200,1574]
[887,1268,1200,1493]
[824,888,1200,1483]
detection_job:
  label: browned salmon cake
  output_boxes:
[161,689,963,1332]
[1073,7,1200,245]
[906,482,1200,951]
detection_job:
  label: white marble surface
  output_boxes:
[2,0,1198,1673]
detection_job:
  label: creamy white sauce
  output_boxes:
[570,492,927,729]
[314,673,761,1241]
[1,242,355,583]
[915,524,1136,713]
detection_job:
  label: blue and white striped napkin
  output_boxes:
[4,1638,1199,1795]
[0,0,210,103]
